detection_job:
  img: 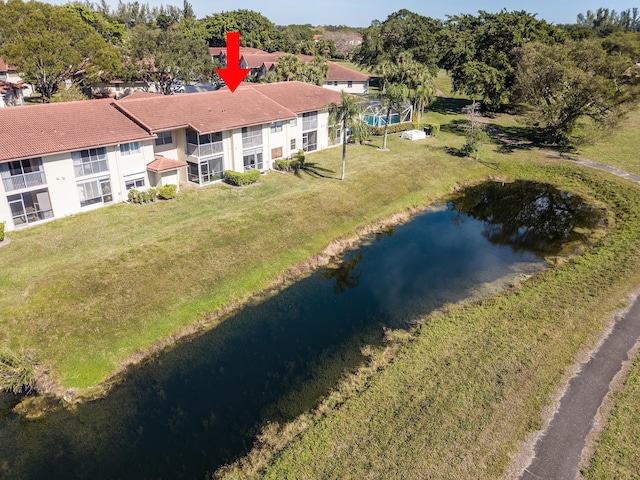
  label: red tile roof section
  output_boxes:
[241,52,284,69]
[0,100,155,162]
[147,155,187,172]
[115,86,304,134]
[244,81,343,113]
[326,62,369,82]
[0,57,16,72]
[209,46,266,57]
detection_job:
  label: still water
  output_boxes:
[0,181,602,480]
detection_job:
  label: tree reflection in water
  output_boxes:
[320,250,363,294]
[449,180,605,255]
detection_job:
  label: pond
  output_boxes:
[0,181,603,480]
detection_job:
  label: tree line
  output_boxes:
[0,1,639,144]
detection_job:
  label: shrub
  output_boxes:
[223,169,261,186]
[157,184,178,200]
[369,122,440,136]
[0,222,4,242]
[0,347,37,394]
[274,159,302,172]
[128,188,158,204]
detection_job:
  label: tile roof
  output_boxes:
[115,83,339,134]
[242,52,284,69]
[0,99,155,162]
[243,81,343,113]
[147,155,187,172]
[209,46,267,57]
[0,57,16,72]
[326,62,369,82]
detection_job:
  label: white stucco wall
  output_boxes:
[323,81,368,95]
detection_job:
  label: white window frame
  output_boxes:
[125,176,146,190]
[77,176,113,207]
[155,131,173,146]
[119,141,140,156]
[72,148,109,177]
[270,121,283,133]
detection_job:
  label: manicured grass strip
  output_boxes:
[584,356,640,479]
[220,168,640,479]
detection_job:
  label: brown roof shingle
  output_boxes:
[0,100,155,162]
[147,155,187,172]
[244,81,343,114]
[326,62,370,82]
[115,84,335,134]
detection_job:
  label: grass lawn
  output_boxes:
[1,122,475,391]
[216,107,640,478]
[4,95,640,478]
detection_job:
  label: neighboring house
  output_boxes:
[209,46,267,66]
[86,79,159,99]
[0,57,34,98]
[0,81,342,232]
[235,51,370,94]
[0,80,26,108]
[322,62,369,95]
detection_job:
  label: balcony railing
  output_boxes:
[2,171,46,192]
[186,142,223,158]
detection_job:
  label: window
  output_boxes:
[348,81,353,88]
[302,112,317,131]
[125,177,145,190]
[303,131,317,152]
[334,81,338,86]
[243,148,263,171]
[155,131,173,146]
[119,142,140,156]
[242,126,263,149]
[290,118,297,127]
[77,177,113,207]
[8,189,53,226]
[72,148,108,177]
[271,147,283,159]
[290,139,296,150]
[270,121,283,133]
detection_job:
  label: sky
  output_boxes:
[46,0,638,26]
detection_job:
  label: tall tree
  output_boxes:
[0,0,121,100]
[513,39,640,143]
[125,23,213,95]
[355,9,442,75]
[328,91,369,180]
[378,83,410,150]
[439,10,565,108]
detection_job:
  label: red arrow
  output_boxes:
[216,32,250,93]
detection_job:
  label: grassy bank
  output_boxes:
[217,160,640,479]
[1,121,479,391]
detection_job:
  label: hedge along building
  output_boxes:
[0,81,343,232]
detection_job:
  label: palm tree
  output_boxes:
[328,90,369,181]
[379,83,410,150]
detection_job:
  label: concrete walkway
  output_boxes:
[437,91,640,478]
[519,297,640,479]
[478,116,640,479]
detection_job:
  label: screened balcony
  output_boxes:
[1,158,47,192]
[186,130,223,159]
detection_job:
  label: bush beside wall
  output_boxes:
[157,184,178,200]
[223,170,261,186]
[0,222,4,242]
[128,188,158,204]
